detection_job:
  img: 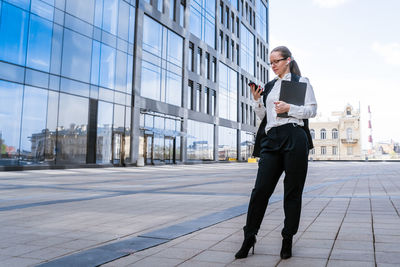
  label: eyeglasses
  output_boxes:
[269,57,288,66]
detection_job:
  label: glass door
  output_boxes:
[112,132,124,166]
[164,137,175,164]
[144,134,153,165]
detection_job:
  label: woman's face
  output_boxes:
[270,51,291,77]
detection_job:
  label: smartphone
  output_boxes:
[248,81,257,87]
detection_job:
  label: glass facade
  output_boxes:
[0,0,135,166]
[187,120,214,160]
[256,0,268,42]
[1,0,268,168]
[189,0,216,48]
[219,62,238,121]
[240,23,255,75]
[141,15,183,106]
[218,126,237,160]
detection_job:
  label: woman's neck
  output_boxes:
[278,70,290,79]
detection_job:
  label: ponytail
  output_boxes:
[290,60,301,76]
[271,46,301,76]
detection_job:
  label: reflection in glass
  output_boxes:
[240,131,254,161]
[66,0,95,24]
[99,43,116,89]
[97,101,113,163]
[189,0,215,48]
[256,0,267,42]
[124,106,131,162]
[0,80,23,165]
[20,86,48,164]
[0,3,29,66]
[103,0,118,35]
[26,14,53,72]
[45,90,59,162]
[57,93,88,164]
[240,23,255,75]
[141,16,183,106]
[62,29,92,83]
[219,62,238,121]
[31,0,54,21]
[218,126,237,160]
[187,120,214,160]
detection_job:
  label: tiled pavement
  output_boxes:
[0,162,400,266]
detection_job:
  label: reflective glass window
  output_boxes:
[26,14,53,72]
[167,30,183,68]
[61,29,92,83]
[94,0,103,27]
[0,3,29,66]
[189,0,215,48]
[240,23,255,75]
[45,90,58,162]
[20,86,48,164]
[5,0,30,10]
[0,80,23,163]
[142,16,163,57]
[128,6,135,43]
[219,62,237,121]
[99,43,116,89]
[187,120,214,160]
[31,0,54,21]
[118,0,129,40]
[115,50,127,92]
[141,15,183,106]
[66,0,95,24]
[91,40,101,85]
[218,126,237,160]
[57,93,88,164]
[96,101,113,163]
[102,0,118,35]
[256,0,267,42]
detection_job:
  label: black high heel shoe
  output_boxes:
[280,237,292,259]
[235,235,256,259]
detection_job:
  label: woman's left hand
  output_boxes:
[274,101,290,114]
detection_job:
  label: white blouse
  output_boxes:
[254,73,317,135]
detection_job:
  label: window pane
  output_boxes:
[97,101,113,163]
[66,0,95,24]
[117,0,129,40]
[115,50,127,92]
[141,61,161,101]
[57,93,88,164]
[165,71,181,106]
[102,0,118,34]
[99,43,116,89]
[143,16,163,57]
[0,3,29,65]
[45,90,58,162]
[27,14,53,72]
[167,30,183,67]
[61,29,92,83]
[0,80,23,164]
[20,86,48,164]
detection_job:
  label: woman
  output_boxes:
[235,46,317,259]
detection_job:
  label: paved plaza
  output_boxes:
[0,162,400,267]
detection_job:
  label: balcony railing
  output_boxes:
[341,138,358,144]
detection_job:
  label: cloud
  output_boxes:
[371,42,400,66]
[312,0,349,8]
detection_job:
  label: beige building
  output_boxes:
[309,104,362,160]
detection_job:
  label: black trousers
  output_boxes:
[244,123,309,239]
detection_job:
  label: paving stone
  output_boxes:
[376,251,400,264]
[277,257,327,267]
[330,249,375,262]
[327,259,375,267]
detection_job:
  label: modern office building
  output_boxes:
[0,0,269,169]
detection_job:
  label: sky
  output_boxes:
[268,0,400,149]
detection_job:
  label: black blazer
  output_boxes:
[252,73,314,157]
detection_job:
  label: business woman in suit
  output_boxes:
[235,46,317,259]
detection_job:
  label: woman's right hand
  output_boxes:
[251,85,263,101]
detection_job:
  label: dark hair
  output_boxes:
[271,46,301,76]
